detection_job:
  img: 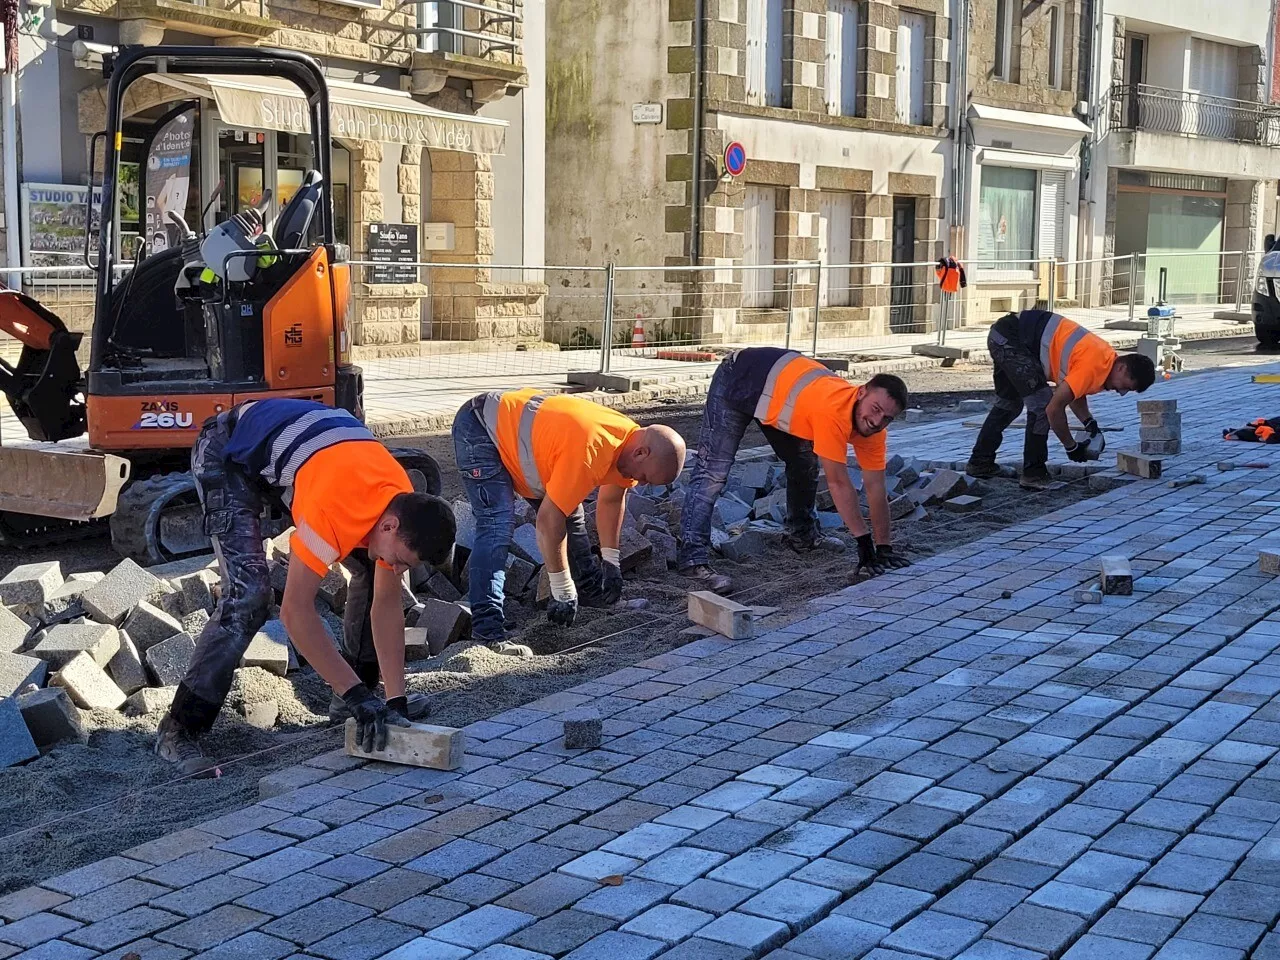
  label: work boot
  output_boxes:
[328,692,432,725]
[487,640,534,659]
[1019,467,1053,492]
[784,532,846,555]
[965,458,1001,479]
[682,564,733,594]
[155,715,219,778]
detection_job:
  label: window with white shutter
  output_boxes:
[895,10,926,125]
[747,0,785,106]
[818,193,853,307]
[1038,170,1067,261]
[825,0,860,117]
[743,186,777,308]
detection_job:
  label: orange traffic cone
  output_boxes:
[631,315,646,348]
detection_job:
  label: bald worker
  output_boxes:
[453,390,685,656]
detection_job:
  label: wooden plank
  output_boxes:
[688,591,754,640]
[344,718,465,770]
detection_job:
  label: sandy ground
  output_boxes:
[0,335,1256,892]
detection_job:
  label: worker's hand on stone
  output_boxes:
[385,696,417,724]
[1083,418,1101,437]
[600,562,624,605]
[875,544,910,570]
[1066,441,1091,463]
[546,568,579,626]
[342,683,406,753]
[854,534,886,578]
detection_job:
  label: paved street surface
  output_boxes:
[6,364,1280,959]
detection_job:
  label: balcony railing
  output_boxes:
[1112,83,1280,147]
[407,0,518,60]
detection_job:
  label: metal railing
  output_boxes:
[1111,83,1280,147]
[405,0,519,60]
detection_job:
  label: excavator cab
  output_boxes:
[0,47,400,561]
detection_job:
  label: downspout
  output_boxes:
[948,0,968,252]
[689,0,705,267]
[1078,0,1104,266]
[2,71,18,278]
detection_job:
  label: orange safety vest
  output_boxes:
[752,350,842,432]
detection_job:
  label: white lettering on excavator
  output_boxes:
[137,412,195,429]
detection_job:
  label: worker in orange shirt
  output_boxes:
[453,390,685,656]
[156,399,456,776]
[966,310,1156,490]
[678,348,910,593]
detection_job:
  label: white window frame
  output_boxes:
[742,185,777,309]
[994,0,1014,82]
[1048,3,1064,89]
[825,0,860,117]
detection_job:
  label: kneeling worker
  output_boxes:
[679,348,910,592]
[966,310,1156,490]
[156,398,456,775]
[453,390,686,657]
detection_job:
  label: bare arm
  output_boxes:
[595,485,627,552]
[281,562,360,697]
[370,563,406,701]
[821,458,869,538]
[536,497,571,575]
[862,469,892,545]
[1069,395,1092,427]
[1045,382,1079,449]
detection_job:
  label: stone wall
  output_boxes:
[969,0,1081,115]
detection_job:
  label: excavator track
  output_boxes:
[387,447,444,496]
[110,471,207,566]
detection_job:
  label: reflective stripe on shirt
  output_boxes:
[752,350,839,433]
[1039,312,1092,383]
[481,391,548,496]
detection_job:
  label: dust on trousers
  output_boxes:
[970,314,1054,471]
[167,412,377,736]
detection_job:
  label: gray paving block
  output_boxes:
[738,878,840,932]
[925,826,1012,865]
[1142,853,1232,894]
[63,905,184,952]
[561,929,667,960]
[1150,939,1245,960]
[1025,881,1114,921]
[575,879,679,922]
[1174,913,1265,951]
[786,915,889,960]
[696,911,790,955]
[107,632,148,696]
[1089,907,1179,946]
[829,831,918,870]
[671,879,753,914]
[188,930,298,960]
[791,858,875,895]
[1061,935,1157,960]
[82,559,167,625]
[934,881,1028,926]
[31,623,121,669]
[51,652,127,711]
[505,909,616,956]
[153,904,270,951]
[0,604,30,654]
[307,916,420,959]
[0,561,63,607]
[708,849,806,890]
[835,883,935,928]
[1056,852,1147,894]
[620,903,715,943]
[144,632,197,687]
[879,853,971,894]
[988,904,1087,956]
[0,692,39,767]
[881,911,986,960]
[260,898,374,946]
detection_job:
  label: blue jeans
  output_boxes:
[678,354,820,570]
[452,399,600,642]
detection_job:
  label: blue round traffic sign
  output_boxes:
[724,141,747,177]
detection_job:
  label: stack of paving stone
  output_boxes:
[1138,398,1181,455]
[0,553,269,768]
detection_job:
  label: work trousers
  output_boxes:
[168,414,379,736]
[677,352,820,571]
[970,313,1054,473]
[451,397,601,643]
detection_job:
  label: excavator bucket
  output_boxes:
[0,447,131,521]
[0,290,86,443]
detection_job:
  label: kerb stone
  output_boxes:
[18,687,86,750]
[52,651,128,710]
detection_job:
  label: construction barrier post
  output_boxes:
[1127,253,1138,324]
[811,259,822,357]
[784,264,795,352]
[937,291,951,347]
[600,262,615,375]
[1236,248,1249,314]
[1047,260,1056,312]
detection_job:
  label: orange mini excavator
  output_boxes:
[0,46,439,561]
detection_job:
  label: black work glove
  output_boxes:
[547,596,578,626]
[1066,442,1090,463]
[386,695,422,721]
[1082,418,1100,437]
[342,683,408,753]
[876,544,911,570]
[601,563,623,605]
[855,534,886,578]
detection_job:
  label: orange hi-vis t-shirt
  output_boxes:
[755,353,888,470]
[486,390,639,514]
[1044,317,1117,400]
[288,441,413,576]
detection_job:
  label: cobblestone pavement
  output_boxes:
[7,366,1280,959]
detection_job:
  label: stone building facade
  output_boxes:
[8,0,545,353]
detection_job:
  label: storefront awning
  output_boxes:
[152,73,507,155]
[968,103,1091,137]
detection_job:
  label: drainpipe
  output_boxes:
[689,0,705,267]
[948,0,968,252]
[2,69,18,279]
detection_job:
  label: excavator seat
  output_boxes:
[0,290,86,442]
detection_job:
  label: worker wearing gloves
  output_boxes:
[678,348,910,592]
[966,310,1156,490]
[156,398,456,776]
[453,390,686,657]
